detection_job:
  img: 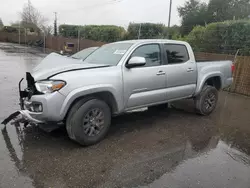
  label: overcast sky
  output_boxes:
[1,0,191,28]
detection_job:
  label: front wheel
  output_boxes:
[66,98,111,146]
[195,86,218,116]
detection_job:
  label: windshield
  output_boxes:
[84,43,133,66]
[71,47,98,60]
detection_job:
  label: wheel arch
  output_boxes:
[195,73,223,96]
[60,86,120,120]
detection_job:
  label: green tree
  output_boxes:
[208,0,250,22]
[81,25,125,42]
[185,25,206,51]
[178,0,250,36]
[59,24,125,42]
[178,0,210,35]
[0,18,3,29]
[186,20,250,55]
[125,23,166,39]
[164,25,181,39]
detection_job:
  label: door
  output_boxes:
[162,44,197,100]
[123,44,166,109]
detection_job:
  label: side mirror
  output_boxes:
[126,56,146,68]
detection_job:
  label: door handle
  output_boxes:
[187,68,194,72]
[156,71,166,76]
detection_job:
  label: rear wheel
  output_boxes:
[66,98,111,146]
[195,85,218,116]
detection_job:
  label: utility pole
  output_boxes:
[138,23,142,39]
[168,0,172,39]
[54,12,58,36]
[168,0,172,28]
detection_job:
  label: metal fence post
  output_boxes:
[138,23,141,39]
[77,28,80,52]
[18,22,21,45]
[44,31,46,53]
[24,28,27,46]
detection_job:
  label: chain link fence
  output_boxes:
[0,30,105,55]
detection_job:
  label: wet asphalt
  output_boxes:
[0,43,250,188]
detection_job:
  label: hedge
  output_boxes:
[59,24,125,42]
[186,20,250,55]
[59,23,175,42]
[124,23,166,40]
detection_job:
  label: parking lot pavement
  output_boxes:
[1,43,250,188]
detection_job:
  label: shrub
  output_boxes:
[59,24,125,42]
[186,20,250,55]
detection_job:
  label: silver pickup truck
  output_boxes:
[4,39,234,146]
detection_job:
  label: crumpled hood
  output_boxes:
[31,53,107,81]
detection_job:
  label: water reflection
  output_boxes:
[0,106,224,188]
[142,141,250,188]
[2,94,250,188]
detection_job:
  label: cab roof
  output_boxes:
[114,39,189,45]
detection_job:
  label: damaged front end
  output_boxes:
[1,72,44,127]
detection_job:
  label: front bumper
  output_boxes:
[1,75,66,131]
[19,110,44,124]
[19,92,66,123]
[18,74,66,124]
[1,110,43,126]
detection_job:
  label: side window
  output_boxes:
[131,44,161,67]
[164,44,189,64]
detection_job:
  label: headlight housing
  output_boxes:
[35,80,66,94]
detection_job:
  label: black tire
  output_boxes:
[66,98,111,146]
[195,85,218,116]
[148,103,169,111]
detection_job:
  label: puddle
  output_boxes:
[139,141,250,188]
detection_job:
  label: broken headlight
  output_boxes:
[35,80,66,94]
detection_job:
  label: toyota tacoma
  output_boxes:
[2,40,234,146]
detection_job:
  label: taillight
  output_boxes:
[231,64,235,74]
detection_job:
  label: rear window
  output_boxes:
[164,44,189,64]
